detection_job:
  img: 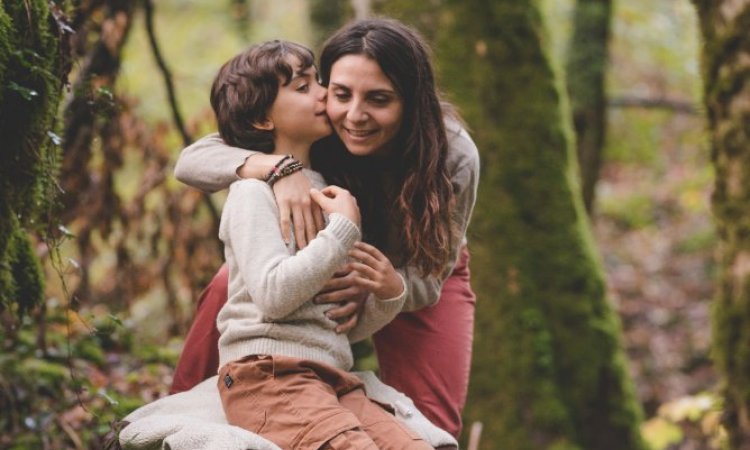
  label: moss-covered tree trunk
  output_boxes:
[693,1,750,448]
[0,1,72,317]
[565,0,612,214]
[433,1,646,448]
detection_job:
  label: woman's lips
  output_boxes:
[343,127,377,138]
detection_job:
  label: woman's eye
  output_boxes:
[334,92,350,101]
[370,96,390,105]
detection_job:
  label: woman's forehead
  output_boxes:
[329,55,393,88]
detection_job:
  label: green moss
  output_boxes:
[0,7,11,105]
[8,229,44,316]
[696,1,750,445]
[0,0,70,316]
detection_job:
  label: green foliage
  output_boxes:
[676,228,717,255]
[0,0,70,317]
[641,393,727,449]
[351,339,378,372]
[0,307,153,448]
[599,193,655,230]
[606,109,666,166]
[310,0,352,50]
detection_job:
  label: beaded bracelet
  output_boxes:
[266,159,304,186]
[263,155,293,183]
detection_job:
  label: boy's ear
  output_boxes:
[252,118,274,131]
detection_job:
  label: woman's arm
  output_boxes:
[222,181,360,320]
[175,133,254,193]
[175,133,324,248]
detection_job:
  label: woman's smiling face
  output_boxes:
[325,54,404,157]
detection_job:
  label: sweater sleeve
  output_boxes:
[347,274,407,343]
[221,180,361,320]
[174,133,258,193]
[398,126,480,312]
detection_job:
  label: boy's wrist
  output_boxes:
[265,155,303,186]
[236,154,290,180]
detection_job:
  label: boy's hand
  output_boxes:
[273,172,324,248]
[346,242,403,300]
[310,186,360,228]
[237,155,324,248]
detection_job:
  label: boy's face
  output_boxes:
[265,56,331,146]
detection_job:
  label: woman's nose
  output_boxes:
[346,100,368,122]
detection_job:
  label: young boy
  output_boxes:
[210,41,431,449]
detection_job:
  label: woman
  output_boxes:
[173,18,479,439]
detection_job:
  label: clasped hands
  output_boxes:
[273,171,402,333]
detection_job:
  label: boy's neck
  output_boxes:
[272,137,311,167]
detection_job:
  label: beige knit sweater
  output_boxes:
[217,169,406,370]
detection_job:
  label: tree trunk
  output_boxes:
[310,0,352,50]
[433,1,646,448]
[59,0,134,307]
[693,1,750,448]
[565,0,612,214]
[373,1,440,46]
[0,0,72,316]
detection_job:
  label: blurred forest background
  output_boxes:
[2,0,749,449]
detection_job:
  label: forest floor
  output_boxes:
[592,110,719,449]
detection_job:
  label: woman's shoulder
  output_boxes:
[444,118,479,173]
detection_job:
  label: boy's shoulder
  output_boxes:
[227,179,275,205]
[229,178,271,193]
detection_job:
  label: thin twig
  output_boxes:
[142,0,221,233]
[142,0,191,147]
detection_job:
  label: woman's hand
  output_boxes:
[272,172,325,248]
[346,242,403,300]
[315,266,369,333]
[310,186,361,228]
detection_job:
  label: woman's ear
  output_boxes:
[252,119,274,131]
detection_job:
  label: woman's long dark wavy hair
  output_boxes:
[312,18,456,276]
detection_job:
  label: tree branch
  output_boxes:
[142,0,221,235]
[608,95,699,115]
[143,0,191,147]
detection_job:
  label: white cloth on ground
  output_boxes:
[119,371,458,450]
